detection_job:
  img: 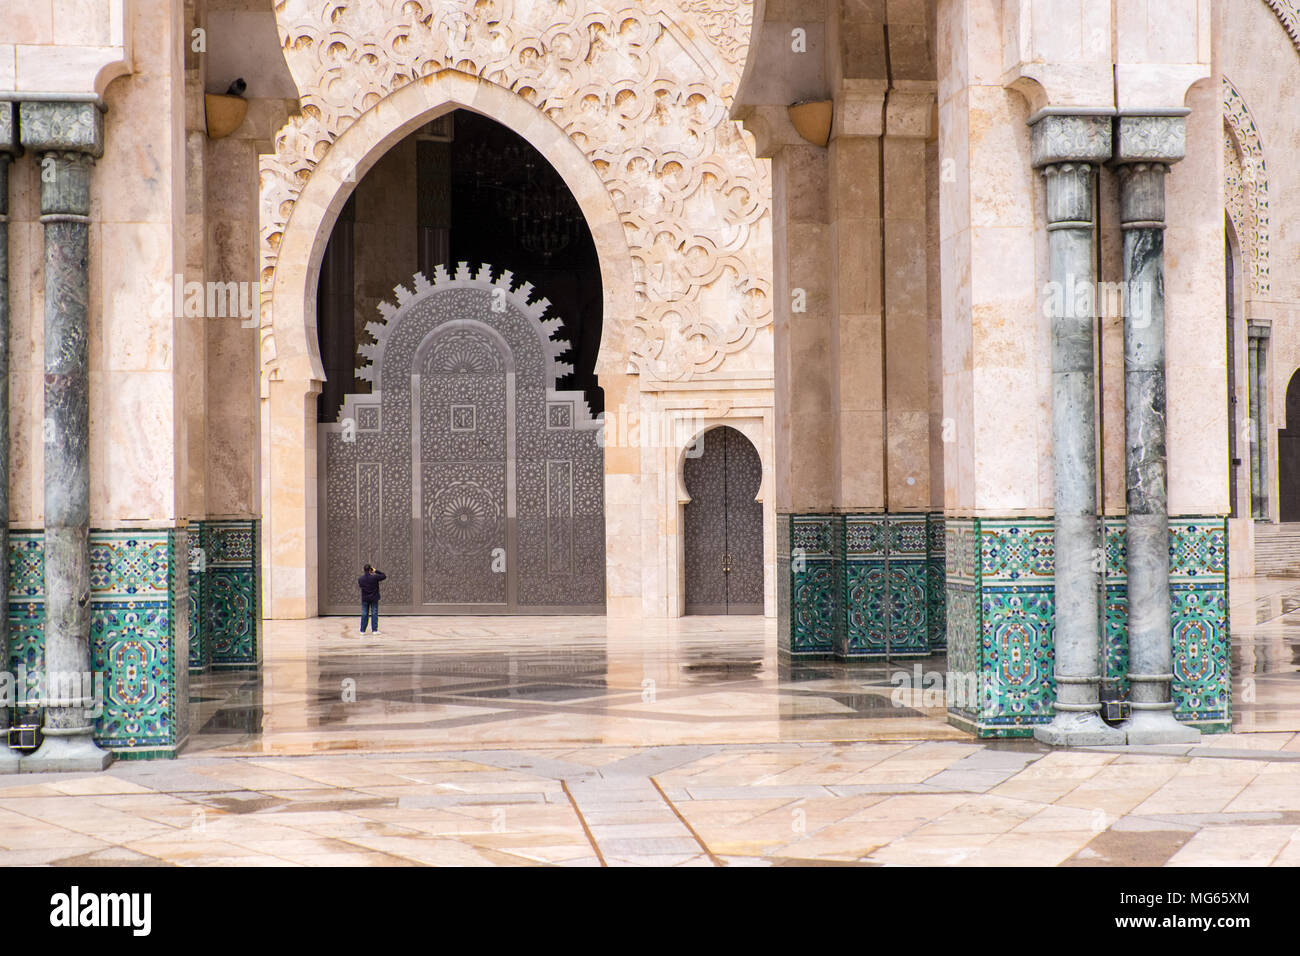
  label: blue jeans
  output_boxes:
[360,601,379,632]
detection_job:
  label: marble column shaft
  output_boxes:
[40,150,95,732]
[1114,114,1198,743]
[1029,114,1122,745]
[1120,162,1170,711]
[0,114,14,746]
[1045,160,1103,715]
[19,100,110,769]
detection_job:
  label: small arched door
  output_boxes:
[683,426,763,614]
[1279,371,1300,521]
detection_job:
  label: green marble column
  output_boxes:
[1113,114,1200,746]
[1029,112,1125,746]
[0,104,18,770]
[19,101,112,771]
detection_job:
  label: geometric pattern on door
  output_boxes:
[319,263,605,613]
[683,425,763,614]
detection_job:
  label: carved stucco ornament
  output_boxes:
[1263,0,1300,54]
[1223,76,1270,298]
[259,0,770,388]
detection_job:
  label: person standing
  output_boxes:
[358,564,386,634]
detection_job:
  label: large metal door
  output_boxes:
[417,326,511,606]
[319,265,605,614]
[684,426,763,614]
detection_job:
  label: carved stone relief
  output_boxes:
[1223,77,1270,298]
[261,0,770,386]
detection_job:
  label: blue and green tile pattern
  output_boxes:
[7,519,261,758]
[784,512,947,660]
[188,519,261,671]
[8,529,190,758]
[945,515,1229,738]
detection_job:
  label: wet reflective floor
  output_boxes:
[188,616,964,756]
[186,573,1300,756]
[1229,575,1300,732]
[3,585,1300,866]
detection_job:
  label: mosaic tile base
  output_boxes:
[945,516,1231,738]
[927,513,947,649]
[843,515,930,658]
[187,524,210,673]
[195,519,260,669]
[782,513,947,661]
[786,515,839,656]
[7,529,190,757]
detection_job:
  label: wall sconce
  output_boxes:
[205,93,248,139]
[788,100,833,147]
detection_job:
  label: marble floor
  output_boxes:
[187,614,964,756]
[0,574,1298,866]
[1225,573,1300,732]
[2,736,1300,866]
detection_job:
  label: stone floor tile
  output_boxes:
[1165,825,1299,866]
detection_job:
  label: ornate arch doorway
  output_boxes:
[319,267,606,613]
[683,426,764,614]
[314,108,607,615]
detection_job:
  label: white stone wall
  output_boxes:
[1220,0,1300,540]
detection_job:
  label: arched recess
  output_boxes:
[1277,371,1300,522]
[681,426,764,614]
[1223,76,1272,525]
[670,418,775,618]
[260,70,635,618]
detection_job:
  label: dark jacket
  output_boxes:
[358,571,386,603]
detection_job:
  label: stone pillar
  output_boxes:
[0,105,18,770]
[883,89,935,515]
[879,88,940,658]
[1113,114,1200,745]
[19,101,112,770]
[770,141,838,654]
[1030,113,1124,746]
[1247,324,1269,520]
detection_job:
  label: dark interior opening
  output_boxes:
[314,108,604,423]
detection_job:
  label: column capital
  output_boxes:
[1248,322,1272,341]
[17,101,104,159]
[1029,111,1113,168]
[0,101,19,157]
[1112,112,1187,165]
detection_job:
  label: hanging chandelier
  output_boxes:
[460,141,582,262]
